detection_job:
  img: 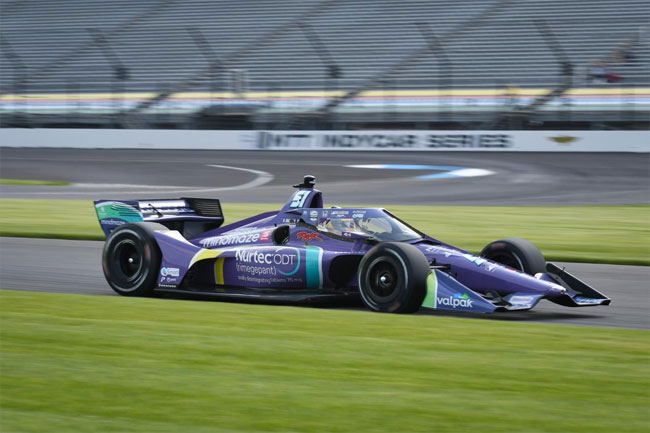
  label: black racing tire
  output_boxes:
[480,237,546,275]
[357,242,430,314]
[102,222,167,296]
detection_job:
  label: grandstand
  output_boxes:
[1,0,648,129]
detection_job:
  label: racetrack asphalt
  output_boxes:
[1,148,648,329]
[1,148,648,204]
[1,237,648,330]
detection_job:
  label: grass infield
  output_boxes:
[0,199,648,265]
[0,290,650,433]
[0,179,70,186]
[1,289,648,433]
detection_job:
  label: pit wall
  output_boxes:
[1,129,648,152]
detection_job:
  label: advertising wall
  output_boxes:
[1,128,648,152]
[256,130,650,152]
[0,129,256,150]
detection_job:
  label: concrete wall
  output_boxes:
[1,128,648,152]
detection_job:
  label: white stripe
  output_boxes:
[446,168,495,178]
[205,164,275,190]
[10,164,274,196]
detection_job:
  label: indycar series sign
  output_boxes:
[256,130,650,152]
[3,128,647,152]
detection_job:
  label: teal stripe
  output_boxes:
[305,246,323,288]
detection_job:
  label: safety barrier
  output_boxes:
[1,128,648,152]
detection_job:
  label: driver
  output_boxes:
[331,217,363,234]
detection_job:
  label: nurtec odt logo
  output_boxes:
[437,292,474,308]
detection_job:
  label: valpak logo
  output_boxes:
[437,292,474,309]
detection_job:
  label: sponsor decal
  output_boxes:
[424,245,458,258]
[309,210,318,222]
[508,295,536,306]
[200,232,260,247]
[236,274,304,285]
[297,231,322,242]
[138,200,190,215]
[235,247,300,276]
[100,218,126,227]
[95,202,143,223]
[330,210,349,217]
[437,292,474,309]
[322,210,328,217]
[461,253,487,266]
[160,267,180,277]
[260,230,272,242]
[352,212,365,218]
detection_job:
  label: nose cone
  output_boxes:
[534,272,567,296]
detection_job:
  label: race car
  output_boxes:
[95,175,610,314]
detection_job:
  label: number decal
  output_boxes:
[290,190,310,208]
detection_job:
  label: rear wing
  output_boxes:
[94,198,224,237]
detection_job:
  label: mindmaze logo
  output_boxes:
[437,292,474,308]
[200,232,260,247]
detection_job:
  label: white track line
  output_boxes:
[3,165,274,196]
[204,164,275,190]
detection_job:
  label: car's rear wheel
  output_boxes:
[102,222,166,296]
[480,237,546,275]
[358,242,429,313]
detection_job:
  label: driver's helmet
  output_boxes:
[332,217,360,233]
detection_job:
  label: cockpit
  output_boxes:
[300,208,422,242]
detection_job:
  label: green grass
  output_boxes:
[1,199,648,265]
[0,179,70,186]
[0,290,648,433]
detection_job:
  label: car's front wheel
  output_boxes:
[102,222,166,296]
[357,242,430,314]
[480,237,546,275]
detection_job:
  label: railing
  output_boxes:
[1,77,647,129]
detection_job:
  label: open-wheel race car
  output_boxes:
[95,175,610,314]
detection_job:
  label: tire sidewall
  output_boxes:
[102,223,162,296]
[480,238,546,275]
[358,242,429,313]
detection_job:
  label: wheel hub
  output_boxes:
[368,261,399,299]
[115,240,142,280]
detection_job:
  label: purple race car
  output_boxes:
[95,175,610,314]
